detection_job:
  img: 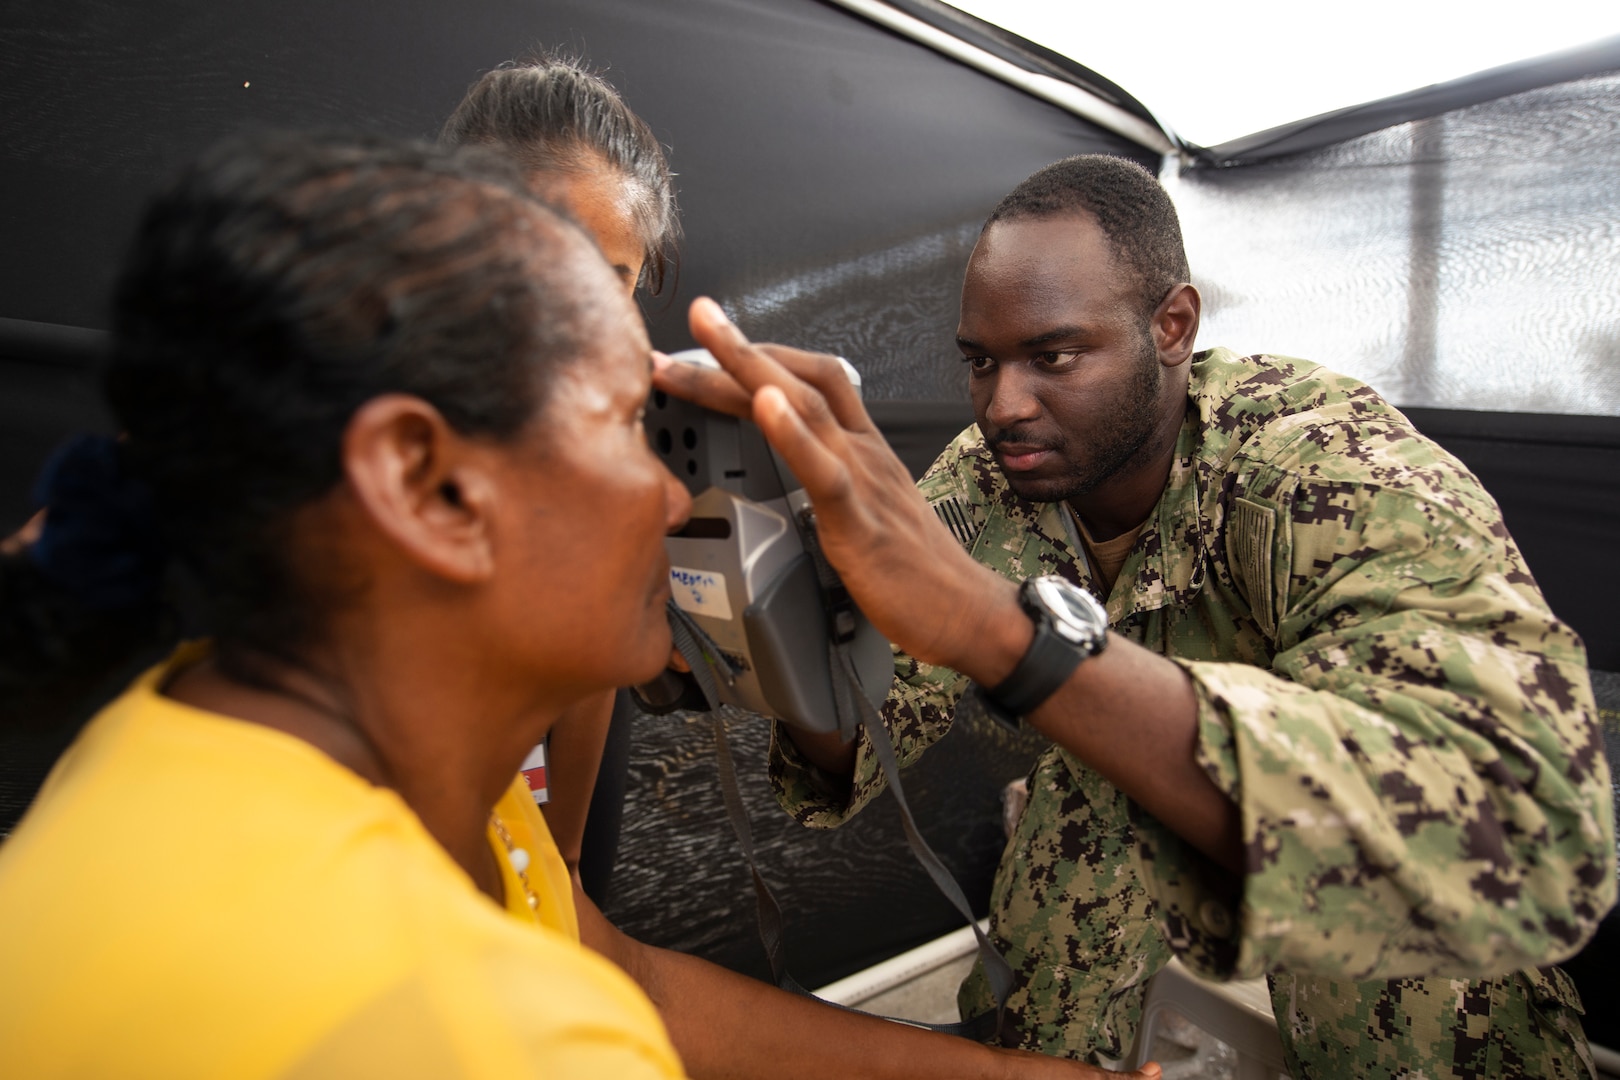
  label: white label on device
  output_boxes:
[670,566,733,621]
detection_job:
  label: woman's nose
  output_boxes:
[663,466,693,534]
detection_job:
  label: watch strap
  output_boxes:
[977,577,1107,725]
[985,615,1087,717]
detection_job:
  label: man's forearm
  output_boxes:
[786,562,1243,876]
[783,723,857,777]
[932,584,1242,875]
[1025,636,1242,874]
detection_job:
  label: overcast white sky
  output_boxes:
[953,0,1620,146]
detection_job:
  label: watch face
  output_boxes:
[1032,577,1106,645]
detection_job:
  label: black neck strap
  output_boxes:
[666,576,1012,1040]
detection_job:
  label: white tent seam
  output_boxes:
[821,0,1177,155]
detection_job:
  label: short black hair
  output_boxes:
[106,130,606,668]
[442,53,680,294]
[986,154,1189,317]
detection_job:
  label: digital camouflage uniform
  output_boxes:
[772,349,1616,1078]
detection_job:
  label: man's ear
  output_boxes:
[340,394,498,584]
[1152,283,1202,369]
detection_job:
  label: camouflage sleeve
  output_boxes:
[768,650,969,827]
[768,428,983,828]
[1134,420,1617,982]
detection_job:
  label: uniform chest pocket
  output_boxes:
[1230,496,1279,639]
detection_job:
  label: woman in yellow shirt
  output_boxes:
[0,129,1155,1079]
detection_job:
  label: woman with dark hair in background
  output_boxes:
[440,54,681,903]
[0,131,1155,1078]
[442,54,680,297]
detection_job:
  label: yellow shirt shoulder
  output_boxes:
[0,655,684,1079]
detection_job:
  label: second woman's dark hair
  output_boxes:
[441,55,680,294]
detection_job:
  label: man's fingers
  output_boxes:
[756,344,872,432]
[687,296,803,399]
[753,385,850,504]
[651,351,753,418]
[688,298,870,435]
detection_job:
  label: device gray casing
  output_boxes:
[649,350,892,732]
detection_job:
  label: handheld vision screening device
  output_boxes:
[643,349,893,732]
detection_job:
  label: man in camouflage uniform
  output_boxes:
[758,156,1616,1078]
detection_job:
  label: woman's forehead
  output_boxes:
[552,289,650,390]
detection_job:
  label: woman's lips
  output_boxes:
[995,445,1055,472]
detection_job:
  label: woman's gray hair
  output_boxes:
[442,53,681,294]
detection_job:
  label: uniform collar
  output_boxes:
[1116,410,1208,620]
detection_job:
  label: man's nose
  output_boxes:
[984,364,1042,431]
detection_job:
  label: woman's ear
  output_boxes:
[1152,283,1202,369]
[340,394,498,583]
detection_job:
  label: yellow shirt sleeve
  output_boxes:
[0,653,686,1079]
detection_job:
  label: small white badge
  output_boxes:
[520,740,549,805]
[670,566,733,621]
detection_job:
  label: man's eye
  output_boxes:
[1035,351,1080,369]
[963,355,994,373]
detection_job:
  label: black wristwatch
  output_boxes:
[972,576,1108,730]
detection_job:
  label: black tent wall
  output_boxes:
[0,0,1155,518]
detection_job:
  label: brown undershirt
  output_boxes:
[1070,507,1149,596]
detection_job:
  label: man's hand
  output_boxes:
[653,298,1030,685]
